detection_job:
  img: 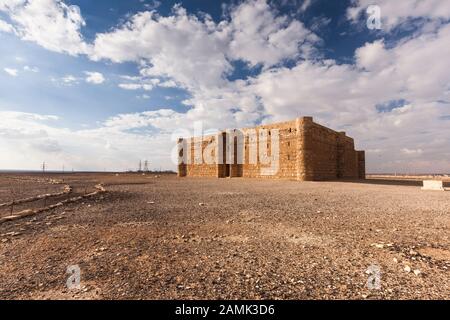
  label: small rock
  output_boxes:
[1,238,8,243]
[413,269,421,276]
[6,231,21,236]
[404,265,411,273]
[393,258,398,263]
[199,203,206,206]
[147,201,155,204]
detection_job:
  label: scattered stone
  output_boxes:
[393,258,398,263]
[413,269,421,276]
[370,242,393,249]
[199,203,206,206]
[6,231,21,237]
[147,201,155,204]
[404,265,411,273]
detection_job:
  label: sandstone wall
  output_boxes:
[178,117,365,181]
[302,118,338,180]
[184,135,220,178]
[241,119,299,179]
[337,134,359,179]
[357,151,366,179]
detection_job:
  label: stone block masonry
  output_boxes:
[178,117,365,181]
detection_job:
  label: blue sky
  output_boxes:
[0,0,366,128]
[0,0,449,172]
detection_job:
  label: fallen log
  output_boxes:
[0,184,105,225]
[0,185,72,208]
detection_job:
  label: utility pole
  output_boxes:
[41,161,46,174]
[144,160,149,172]
[138,160,142,172]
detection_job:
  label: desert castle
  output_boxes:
[177,117,365,181]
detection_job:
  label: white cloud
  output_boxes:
[402,148,423,155]
[227,0,319,67]
[158,80,177,88]
[0,110,186,171]
[63,75,78,84]
[0,18,14,33]
[52,74,79,85]
[4,67,18,76]
[118,83,153,91]
[92,1,319,90]
[300,0,312,13]
[0,0,90,55]
[103,109,183,131]
[84,71,105,84]
[23,65,39,72]
[92,7,231,90]
[347,0,450,31]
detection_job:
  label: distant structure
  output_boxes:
[177,117,365,181]
[41,161,46,174]
[144,160,149,172]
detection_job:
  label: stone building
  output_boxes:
[177,117,365,181]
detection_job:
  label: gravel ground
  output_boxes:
[0,173,449,300]
[0,175,63,205]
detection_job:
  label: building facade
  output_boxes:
[177,117,365,181]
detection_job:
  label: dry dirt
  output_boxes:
[0,173,449,300]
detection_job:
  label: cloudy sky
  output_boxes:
[0,0,449,173]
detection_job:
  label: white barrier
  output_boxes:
[421,180,445,191]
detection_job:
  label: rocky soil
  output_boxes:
[0,173,449,299]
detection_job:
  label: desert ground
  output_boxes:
[0,173,449,300]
